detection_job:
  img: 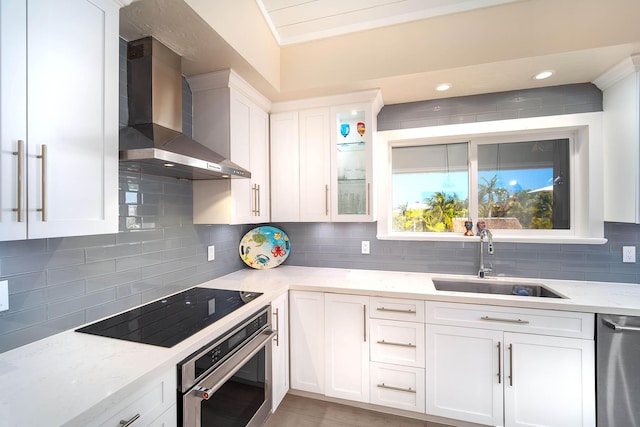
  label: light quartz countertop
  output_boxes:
[1,265,639,426]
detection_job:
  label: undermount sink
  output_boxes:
[432,278,565,299]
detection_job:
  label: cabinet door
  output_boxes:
[250,106,270,222]
[324,293,369,403]
[26,0,118,239]
[0,0,27,241]
[229,91,254,224]
[271,292,289,412]
[504,333,595,427]
[289,291,325,394]
[426,324,504,426]
[299,108,331,221]
[330,103,374,222]
[270,112,300,222]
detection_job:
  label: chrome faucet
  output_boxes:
[478,228,494,278]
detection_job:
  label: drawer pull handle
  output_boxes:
[376,340,416,348]
[481,316,529,325]
[377,307,416,314]
[377,383,416,394]
[119,414,140,427]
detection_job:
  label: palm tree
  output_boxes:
[425,191,464,231]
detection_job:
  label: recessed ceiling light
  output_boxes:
[163,163,175,167]
[436,83,452,91]
[534,70,554,80]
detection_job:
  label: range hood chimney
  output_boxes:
[119,37,250,180]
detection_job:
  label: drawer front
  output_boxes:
[97,368,176,427]
[370,319,425,367]
[369,297,425,322]
[426,301,594,339]
[370,362,425,413]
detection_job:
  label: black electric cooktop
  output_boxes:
[75,287,263,348]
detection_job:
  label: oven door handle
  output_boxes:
[186,329,276,402]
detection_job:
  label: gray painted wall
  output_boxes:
[0,41,637,354]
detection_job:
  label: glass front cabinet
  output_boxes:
[330,96,382,221]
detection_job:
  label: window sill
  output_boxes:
[376,233,608,245]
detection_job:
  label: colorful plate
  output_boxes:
[239,226,291,269]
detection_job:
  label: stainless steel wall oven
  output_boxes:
[177,306,275,427]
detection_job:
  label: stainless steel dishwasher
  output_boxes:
[597,314,640,427]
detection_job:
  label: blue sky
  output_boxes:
[393,169,553,208]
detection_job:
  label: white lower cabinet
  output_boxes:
[324,293,370,403]
[96,368,176,427]
[271,292,290,412]
[426,302,595,427]
[290,292,425,413]
[289,290,325,394]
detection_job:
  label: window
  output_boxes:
[391,137,570,234]
[377,114,606,243]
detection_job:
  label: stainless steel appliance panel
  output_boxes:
[597,314,640,427]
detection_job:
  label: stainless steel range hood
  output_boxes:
[119,37,250,180]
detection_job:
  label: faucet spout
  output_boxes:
[478,229,494,278]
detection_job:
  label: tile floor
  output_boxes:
[264,394,454,427]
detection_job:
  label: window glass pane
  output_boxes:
[477,139,570,230]
[391,143,469,232]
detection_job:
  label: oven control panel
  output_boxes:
[180,307,270,385]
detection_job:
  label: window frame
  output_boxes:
[376,113,606,244]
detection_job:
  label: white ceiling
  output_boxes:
[256,0,522,46]
[120,0,640,105]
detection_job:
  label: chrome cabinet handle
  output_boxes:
[256,184,260,216]
[12,140,24,222]
[497,341,502,384]
[363,305,367,342]
[508,344,514,386]
[119,414,140,427]
[273,308,280,347]
[376,383,416,394]
[251,184,257,215]
[377,307,416,314]
[376,340,416,348]
[481,316,529,325]
[366,182,370,215]
[37,144,47,221]
[603,318,640,332]
[325,184,329,216]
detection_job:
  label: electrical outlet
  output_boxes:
[361,241,370,255]
[207,245,215,261]
[623,246,636,263]
[0,280,8,312]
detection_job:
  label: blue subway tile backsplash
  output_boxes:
[0,39,637,354]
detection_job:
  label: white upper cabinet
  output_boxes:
[270,90,382,222]
[190,70,271,225]
[599,55,640,223]
[0,0,121,241]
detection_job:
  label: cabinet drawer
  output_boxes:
[369,297,425,322]
[426,301,594,339]
[370,362,425,413]
[96,368,176,427]
[370,319,425,368]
